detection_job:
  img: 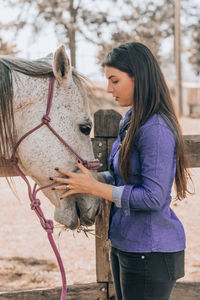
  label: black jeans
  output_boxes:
[110,246,184,300]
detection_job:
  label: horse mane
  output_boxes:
[0,55,90,159]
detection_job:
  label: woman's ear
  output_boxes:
[53,45,70,84]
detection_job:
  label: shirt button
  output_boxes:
[141,255,145,259]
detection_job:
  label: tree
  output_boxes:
[5,0,117,67]
[189,20,200,75]
[180,0,200,76]
[187,13,200,76]
[0,38,19,55]
[97,0,175,65]
[0,23,19,55]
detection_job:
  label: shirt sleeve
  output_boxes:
[100,171,124,207]
[112,186,124,208]
[121,124,176,216]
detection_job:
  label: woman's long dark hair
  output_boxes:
[102,42,191,200]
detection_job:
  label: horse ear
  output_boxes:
[53,45,70,83]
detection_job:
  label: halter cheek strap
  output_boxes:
[10,77,101,300]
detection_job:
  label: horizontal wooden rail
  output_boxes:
[0,135,200,177]
[0,281,200,300]
[0,282,115,300]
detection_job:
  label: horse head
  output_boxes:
[0,45,100,230]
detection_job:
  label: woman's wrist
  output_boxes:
[90,180,114,202]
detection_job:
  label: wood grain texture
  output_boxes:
[95,199,113,283]
[0,282,108,300]
[94,110,122,138]
[184,135,200,168]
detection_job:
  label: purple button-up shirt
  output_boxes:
[102,110,185,253]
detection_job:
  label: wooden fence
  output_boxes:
[0,109,200,299]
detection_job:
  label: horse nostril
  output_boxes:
[75,201,81,218]
[95,205,100,216]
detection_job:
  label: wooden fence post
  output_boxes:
[92,110,122,286]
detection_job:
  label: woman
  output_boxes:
[51,42,190,300]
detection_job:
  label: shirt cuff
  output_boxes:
[100,171,115,185]
[112,186,124,208]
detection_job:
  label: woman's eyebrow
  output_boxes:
[108,75,117,79]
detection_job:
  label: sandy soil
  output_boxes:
[0,116,200,292]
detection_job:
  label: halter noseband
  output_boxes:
[10,77,101,300]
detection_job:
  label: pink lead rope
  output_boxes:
[10,77,101,300]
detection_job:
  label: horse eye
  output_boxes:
[79,124,92,135]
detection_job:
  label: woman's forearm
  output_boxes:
[90,180,114,202]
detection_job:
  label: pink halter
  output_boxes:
[10,77,101,300]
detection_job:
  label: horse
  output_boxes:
[0,45,100,230]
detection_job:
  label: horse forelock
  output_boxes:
[0,55,91,159]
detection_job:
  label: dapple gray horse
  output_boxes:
[0,45,100,230]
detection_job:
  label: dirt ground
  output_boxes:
[0,116,200,292]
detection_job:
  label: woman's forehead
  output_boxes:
[105,66,125,79]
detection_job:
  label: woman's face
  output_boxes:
[105,66,134,107]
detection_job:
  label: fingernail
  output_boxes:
[51,187,55,190]
[55,168,59,171]
[49,177,53,180]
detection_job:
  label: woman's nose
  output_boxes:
[107,82,113,93]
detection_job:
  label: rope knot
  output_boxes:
[30,198,41,210]
[10,157,18,165]
[44,219,54,234]
[42,115,51,124]
[83,160,89,169]
[83,159,102,170]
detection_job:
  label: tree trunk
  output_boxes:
[174,0,183,116]
[69,0,77,68]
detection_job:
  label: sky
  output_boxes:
[0,0,199,82]
[0,1,111,81]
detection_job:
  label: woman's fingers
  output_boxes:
[51,177,69,184]
[76,160,90,174]
[54,167,73,177]
[60,190,76,199]
[52,185,68,190]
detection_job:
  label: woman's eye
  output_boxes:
[112,81,119,84]
[79,124,92,135]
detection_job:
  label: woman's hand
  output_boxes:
[51,160,98,199]
[51,160,114,202]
